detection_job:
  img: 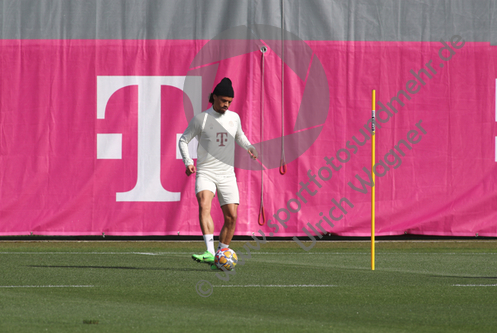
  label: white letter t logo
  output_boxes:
[96,76,200,202]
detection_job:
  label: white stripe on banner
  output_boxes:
[213,285,337,288]
[0,285,94,288]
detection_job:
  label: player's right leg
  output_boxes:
[192,177,217,264]
[192,250,214,264]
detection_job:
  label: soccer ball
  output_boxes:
[214,248,238,271]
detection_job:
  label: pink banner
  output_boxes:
[0,38,496,237]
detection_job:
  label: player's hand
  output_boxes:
[248,147,258,160]
[186,165,196,176]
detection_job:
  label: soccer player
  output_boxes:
[179,77,258,269]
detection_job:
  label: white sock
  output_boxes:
[217,242,229,252]
[203,234,215,256]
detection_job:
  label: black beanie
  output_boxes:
[212,77,234,98]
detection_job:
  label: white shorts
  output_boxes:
[195,173,239,206]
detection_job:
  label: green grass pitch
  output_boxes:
[0,240,496,332]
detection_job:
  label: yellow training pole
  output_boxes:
[371,90,376,271]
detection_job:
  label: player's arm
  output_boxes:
[247,146,258,160]
[185,164,196,176]
[179,115,201,176]
[234,116,258,160]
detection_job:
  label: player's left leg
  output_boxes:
[219,203,238,247]
[209,203,238,270]
[209,175,239,270]
[215,176,239,252]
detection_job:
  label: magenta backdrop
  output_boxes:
[0,39,496,237]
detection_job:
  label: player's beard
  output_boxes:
[214,105,227,114]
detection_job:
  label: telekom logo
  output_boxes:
[216,132,228,146]
[96,76,201,202]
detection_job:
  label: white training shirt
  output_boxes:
[179,107,254,178]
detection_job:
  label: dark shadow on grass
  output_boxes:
[26,265,208,272]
